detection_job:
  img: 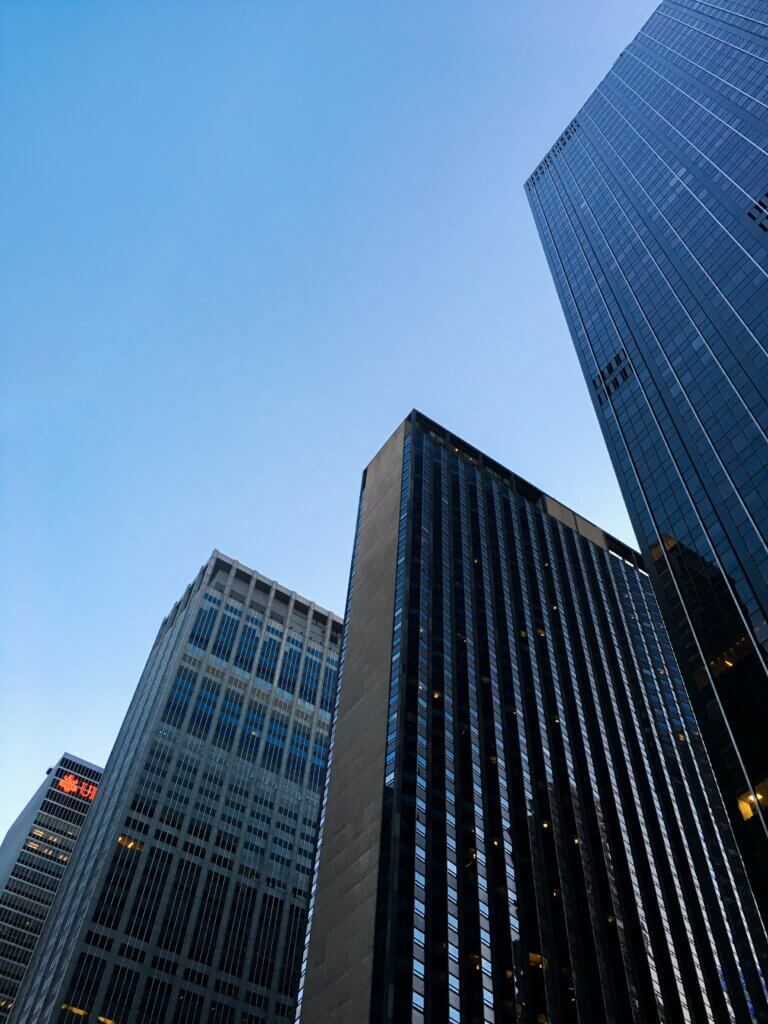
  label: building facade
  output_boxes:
[0,754,103,1020]
[299,412,768,1024]
[526,0,768,915]
[11,552,341,1024]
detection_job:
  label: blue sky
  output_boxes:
[0,0,657,834]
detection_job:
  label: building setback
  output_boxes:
[0,755,103,1020]
[298,412,768,1024]
[10,552,342,1024]
[526,0,768,916]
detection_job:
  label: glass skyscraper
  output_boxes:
[0,754,102,1020]
[299,412,768,1024]
[10,552,341,1024]
[526,0,768,915]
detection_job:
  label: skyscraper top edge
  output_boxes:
[54,753,104,774]
[524,117,582,189]
[206,548,344,624]
[404,409,643,569]
[523,2,663,188]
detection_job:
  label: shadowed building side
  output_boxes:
[299,411,768,1024]
[526,0,768,916]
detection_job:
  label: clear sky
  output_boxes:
[0,0,657,836]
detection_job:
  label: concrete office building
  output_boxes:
[11,552,341,1024]
[0,754,102,1020]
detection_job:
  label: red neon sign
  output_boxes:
[57,773,98,802]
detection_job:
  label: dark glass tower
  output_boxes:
[11,552,341,1024]
[299,412,768,1024]
[0,754,102,1020]
[526,0,768,915]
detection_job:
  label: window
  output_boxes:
[737,778,768,821]
[249,893,284,987]
[211,612,240,662]
[256,636,281,685]
[746,191,768,232]
[59,953,106,1018]
[320,665,338,712]
[261,714,289,774]
[212,690,243,752]
[157,858,202,954]
[186,679,221,740]
[278,646,302,694]
[299,657,321,704]
[188,870,229,965]
[189,603,218,651]
[285,723,311,783]
[307,734,328,792]
[234,624,260,673]
[161,668,197,728]
[116,834,143,852]
[238,699,266,763]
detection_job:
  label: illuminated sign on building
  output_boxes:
[57,773,98,802]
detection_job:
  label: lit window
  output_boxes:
[117,834,143,851]
[737,778,768,821]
